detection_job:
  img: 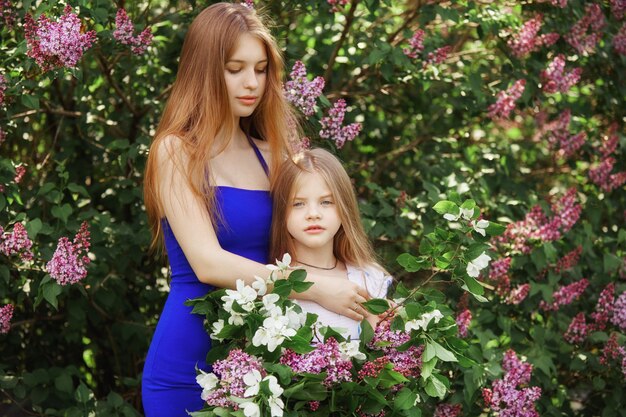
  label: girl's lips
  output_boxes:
[305,226,325,234]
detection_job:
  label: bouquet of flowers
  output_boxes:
[186,198,508,417]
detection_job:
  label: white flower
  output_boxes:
[228,312,245,326]
[242,401,261,417]
[222,279,258,313]
[261,293,281,317]
[252,327,270,349]
[471,219,490,237]
[195,370,218,401]
[251,275,268,296]
[210,319,225,341]
[268,395,285,417]
[243,369,263,397]
[443,207,474,222]
[339,340,366,361]
[284,305,306,330]
[264,375,284,397]
[266,253,292,272]
[466,251,491,278]
[404,309,444,332]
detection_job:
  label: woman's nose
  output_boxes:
[244,68,259,89]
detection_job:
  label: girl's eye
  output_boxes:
[292,201,304,208]
[321,200,334,206]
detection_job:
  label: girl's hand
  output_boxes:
[305,274,371,321]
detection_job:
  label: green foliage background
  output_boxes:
[1,0,625,416]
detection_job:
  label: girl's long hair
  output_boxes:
[144,2,296,249]
[270,148,378,268]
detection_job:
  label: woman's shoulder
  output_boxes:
[153,134,190,166]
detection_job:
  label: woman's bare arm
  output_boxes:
[155,136,369,320]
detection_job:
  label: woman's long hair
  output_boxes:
[144,2,296,249]
[270,148,378,269]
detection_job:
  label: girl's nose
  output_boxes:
[306,207,321,220]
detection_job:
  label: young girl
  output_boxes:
[142,4,370,416]
[271,148,392,340]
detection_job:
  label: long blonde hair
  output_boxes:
[270,148,378,268]
[144,2,296,248]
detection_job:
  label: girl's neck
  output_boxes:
[293,246,337,270]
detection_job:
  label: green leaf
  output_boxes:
[288,268,307,282]
[432,200,459,216]
[432,340,458,362]
[397,253,427,272]
[362,298,389,314]
[420,357,437,379]
[485,222,506,236]
[292,280,314,293]
[43,279,63,310]
[603,253,622,273]
[51,204,73,224]
[394,387,417,410]
[272,280,293,298]
[463,276,485,296]
[26,218,43,239]
[460,199,476,210]
[54,374,73,394]
[465,243,490,261]
[424,375,447,399]
[360,318,375,348]
[74,382,92,403]
[423,342,436,362]
[21,95,40,109]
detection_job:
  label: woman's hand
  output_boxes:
[304,274,371,321]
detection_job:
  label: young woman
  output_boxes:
[271,148,392,340]
[141,3,370,416]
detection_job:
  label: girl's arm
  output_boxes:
[155,136,369,320]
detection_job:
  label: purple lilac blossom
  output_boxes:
[0,304,14,334]
[24,5,97,71]
[0,222,33,261]
[113,9,153,55]
[283,61,325,117]
[46,222,91,285]
[319,99,362,148]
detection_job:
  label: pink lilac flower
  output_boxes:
[403,29,426,58]
[319,99,362,148]
[327,0,348,13]
[368,320,424,377]
[589,157,626,193]
[46,222,91,285]
[456,308,472,338]
[308,401,320,411]
[612,0,626,20]
[540,55,582,94]
[423,45,451,68]
[493,189,582,254]
[0,74,6,106]
[0,127,5,145]
[508,14,559,58]
[113,9,153,55]
[0,304,14,334]
[539,278,589,311]
[600,333,622,364]
[281,337,353,386]
[554,245,582,273]
[489,257,512,295]
[13,165,25,184]
[505,284,530,305]
[205,349,264,408]
[539,109,585,160]
[434,403,462,417]
[0,0,15,28]
[487,79,526,120]
[284,61,325,117]
[24,5,97,71]
[242,0,255,9]
[611,291,626,331]
[357,356,390,380]
[483,350,542,417]
[564,3,606,55]
[591,283,615,330]
[564,312,589,344]
[537,0,567,7]
[600,123,619,158]
[0,222,34,261]
[613,23,626,55]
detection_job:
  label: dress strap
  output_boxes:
[246,134,270,177]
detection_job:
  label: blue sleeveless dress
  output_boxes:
[142,137,271,416]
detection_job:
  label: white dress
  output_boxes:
[296,263,392,341]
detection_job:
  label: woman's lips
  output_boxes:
[237,96,257,105]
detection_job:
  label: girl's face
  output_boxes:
[224,33,268,119]
[286,172,342,255]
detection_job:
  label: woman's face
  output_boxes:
[224,33,268,119]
